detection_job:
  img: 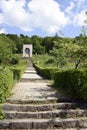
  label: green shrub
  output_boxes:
[10,55,19,65]
[46,59,54,64]
[10,59,29,80]
[0,67,13,103]
[0,59,2,64]
[11,68,21,80]
[0,59,28,119]
[54,69,87,102]
[34,64,58,79]
[0,105,5,120]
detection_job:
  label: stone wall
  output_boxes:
[23,44,32,57]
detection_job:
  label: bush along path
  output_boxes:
[0,63,87,129]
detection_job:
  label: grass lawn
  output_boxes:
[33,54,87,69]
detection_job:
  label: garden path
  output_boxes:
[0,63,87,129]
[10,66,66,102]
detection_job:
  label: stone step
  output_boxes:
[1,128,87,130]
[20,79,51,83]
[20,78,43,82]
[6,97,75,104]
[0,117,87,129]
[6,98,58,104]
[24,71,37,74]
[26,67,35,70]
[0,128,87,130]
[4,109,87,119]
[24,69,36,72]
[3,102,86,112]
[21,74,42,81]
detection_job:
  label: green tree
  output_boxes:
[6,34,21,53]
[64,43,87,69]
[73,46,87,69]
[50,47,67,68]
[41,37,54,53]
[0,34,13,64]
[31,35,45,54]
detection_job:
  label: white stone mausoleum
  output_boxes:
[23,44,32,58]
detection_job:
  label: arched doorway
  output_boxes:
[25,48,30,57]
[23,44,32,57]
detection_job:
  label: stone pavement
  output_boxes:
[0,66,87,129]
[9,66,66,102]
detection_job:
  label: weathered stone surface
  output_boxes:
[4,109,87,119]
[53,118,87,128]
[0,66,87,129]
[0,118,87,129]
[9,82,61,101]
[0,120,9,129]
[3,103,80,112]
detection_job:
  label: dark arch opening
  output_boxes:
[25,48,30,56]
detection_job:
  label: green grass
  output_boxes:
[33,54,72,69]
[33,54,52,67]
[33,54,86,69]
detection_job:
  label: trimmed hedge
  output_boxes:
[0,60,28,103]
[0,105,5,120]
[0,59,28,119]
[34,64,58,79]
[54,69,87,102]
[10,59,29,81]
[0,67,13,103]
[10,68,21,80]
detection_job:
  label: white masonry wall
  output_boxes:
[23,44,32,57]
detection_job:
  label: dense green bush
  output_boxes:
[34,64,58,79]
[54,69,87,102]
[10,55,19,65]
[0,59,28,104]
[0,58,28,119]
[11,68,21,80]
[0,35,13,65]
[0,67,13,103]
[10,59,28,80]
[0,106,5,120]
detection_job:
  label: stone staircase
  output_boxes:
[0,65,87,129]
[29,58,33,67]
[0,101,87,129]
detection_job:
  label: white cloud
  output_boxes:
[65,2,75,14]
[28,0,69,33]
[0,0,30,29]
[73,0,86,12]
[0,0,86,35]
[0,0,69,34]
[0,14,4,24]
[73,10,87,26]
[74,0,85,8]
[0,28,7,34]
[65,0,87,27]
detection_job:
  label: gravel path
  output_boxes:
[10,67,66,101]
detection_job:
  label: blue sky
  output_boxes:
[0,0,87,38]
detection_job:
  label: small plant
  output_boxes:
[0,106,5,120]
